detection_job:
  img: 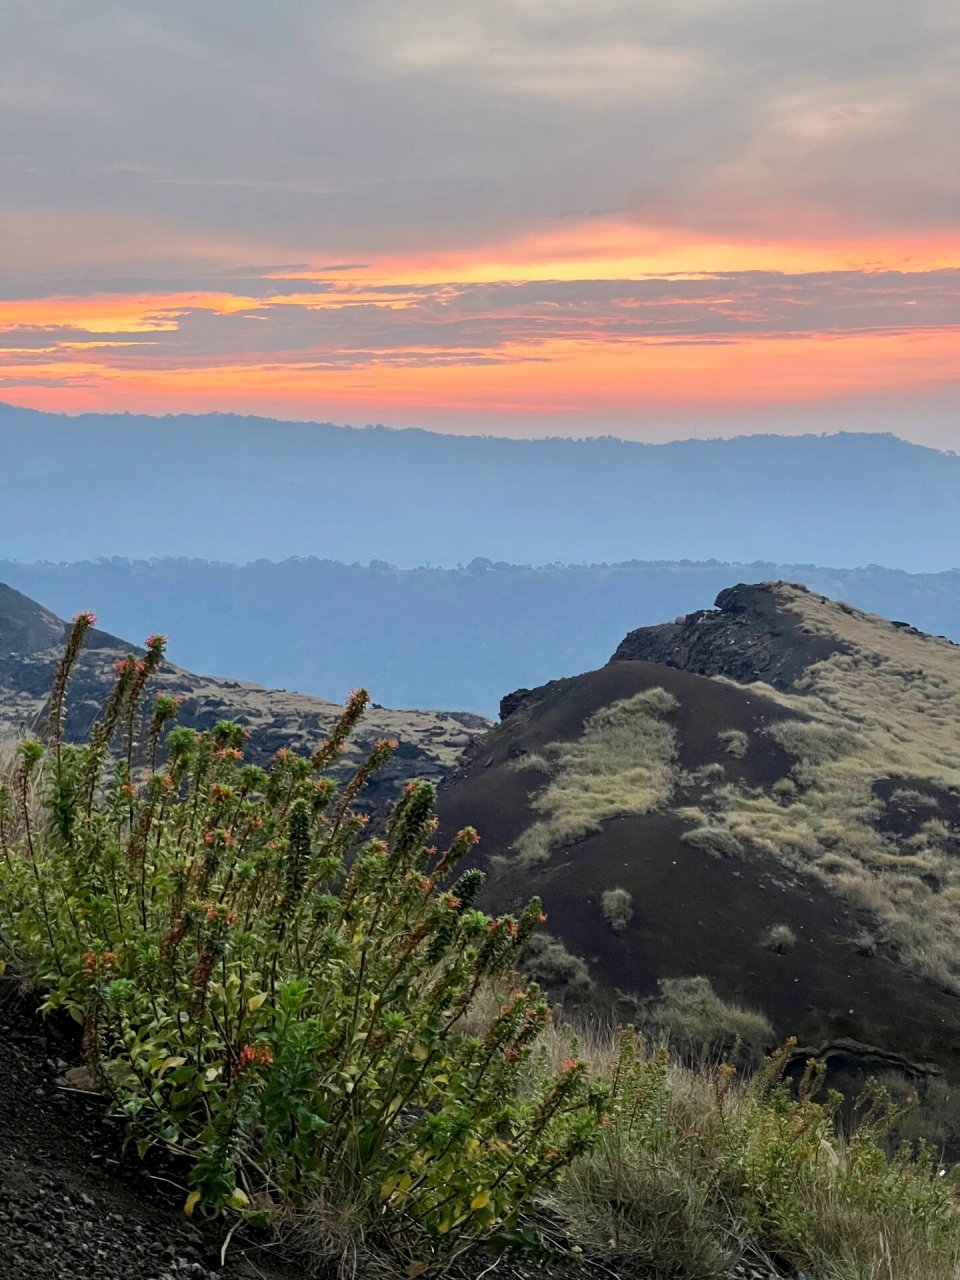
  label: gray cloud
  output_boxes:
[0,0,957,261]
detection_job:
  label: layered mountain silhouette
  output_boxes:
[0,582,488,808]
[4,556,960,716]
[3,402,960,570]
[438,583,960,1080]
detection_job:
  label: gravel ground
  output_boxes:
[0,992,302,1280]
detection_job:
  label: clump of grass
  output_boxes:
[918,817,953,846]
[760,923,797,954]
[889,787,940,810]
[522,932,595,997]
[852,929,878,956]
[552,1031,960,1280]
[879,1072,960,1155]
[681,762,726,786]
[506,750,549,772]
[643,977,773,1068]
[512,688,678,867]
[682,824,744,859]
[766,719,857,765]
[718,728,748,758]
[600,887,634,933]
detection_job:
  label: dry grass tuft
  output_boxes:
[718,728,749,757]
[546,1018,960,1280]
[682,824,745,860]
[643,976,774,1069]
[759,922,797,954]
[521,932,595,996]
[600,886,634,933]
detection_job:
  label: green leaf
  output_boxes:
[156,1055,187,1077]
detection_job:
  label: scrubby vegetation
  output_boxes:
[760,923,797,954]
[3,616,960,1278]
[521,932,595,997]
[513,688,678,867]
[664,586,960,994]
[0,615,605,1272]
[718,728,749,758]
[681,824,745,860]
[553,1030,960,1280]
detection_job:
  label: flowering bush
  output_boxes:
[0,615,605,1267]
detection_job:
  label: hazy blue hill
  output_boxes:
[2,402,959,570]
[3,557,959,715]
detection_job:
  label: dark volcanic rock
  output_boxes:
[610,581,843,691]
[499,687,533,721]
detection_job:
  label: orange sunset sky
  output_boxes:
[2,0,958,444]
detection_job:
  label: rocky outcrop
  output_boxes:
[609,581,843,691]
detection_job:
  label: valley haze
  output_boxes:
[5,556,960,716]
[3,403,960,571]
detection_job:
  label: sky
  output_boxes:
[1,0,959,444]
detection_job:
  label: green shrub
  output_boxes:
[0,616,605,1269]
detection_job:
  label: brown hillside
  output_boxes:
[0,582,488,808]
[438,583,960,1081]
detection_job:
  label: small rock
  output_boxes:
[64,1065,97,1091]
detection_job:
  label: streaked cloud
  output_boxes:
[1,269,957,370]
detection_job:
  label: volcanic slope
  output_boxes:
[438,582,960,1077]
[0,582,488,807]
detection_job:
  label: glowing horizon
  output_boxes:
[2,2,958,445]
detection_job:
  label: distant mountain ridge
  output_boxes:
[0,582,488,808]
[2,402,959,570]
[3,556,960,715]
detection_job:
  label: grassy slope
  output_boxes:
[437,585,960,1078]
[697,585,960,994]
